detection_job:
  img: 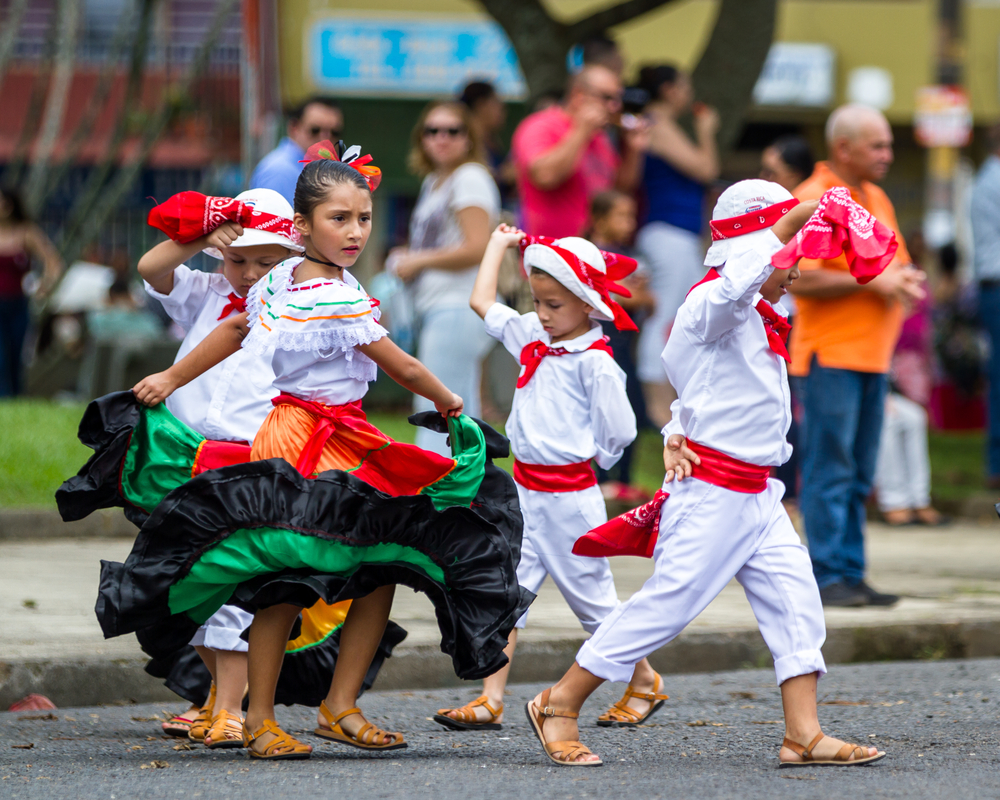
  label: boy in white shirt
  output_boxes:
[523,180,887,769]
[434,225,666,731]
[138,187,303,746]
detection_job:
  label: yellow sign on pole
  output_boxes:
[914,85,972,148]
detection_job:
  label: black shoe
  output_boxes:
[852,580,899,607]
[819,581,867,607]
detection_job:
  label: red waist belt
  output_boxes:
[513,459,596,493]
[688,440,769,494]
[272,392,366,477]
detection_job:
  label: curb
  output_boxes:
[0,509,135,541]
[6,619,1000,709]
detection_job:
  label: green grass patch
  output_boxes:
[928,430,986,502]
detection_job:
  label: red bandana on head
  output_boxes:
[519,234,638,332]
[299,140,382,192]
[147,192,298,246]
[709,199,800,242]
[771,187,898,283]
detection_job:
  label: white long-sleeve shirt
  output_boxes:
[662,231,792,467]
[484,304,636,469]
[145,265,276,443]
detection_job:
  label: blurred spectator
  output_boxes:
[460,81,515,201]
[932,242,985,410]
[586,189,654,504]
[0,188,63,397]
[511,64,648,239]
[760,136,815,511]
[790,104,925,607]
[970,126,1000,489]
[760,135,816,193]
[86,278,162,341]
[390,101,499,455]
[249,96,343,204]
[633,64,719,427]
[581,34,625,77]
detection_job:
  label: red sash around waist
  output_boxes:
[688,440,769,494]
[272,393,367,477]
[513,459,597,493]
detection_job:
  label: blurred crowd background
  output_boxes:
[0,0,997,523]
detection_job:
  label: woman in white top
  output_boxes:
[390,101,501,454]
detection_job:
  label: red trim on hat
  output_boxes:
[519,234,638,332]
[709,199,800,242]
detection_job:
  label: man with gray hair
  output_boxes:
[971,125,1000,491]
[788,104,925,607]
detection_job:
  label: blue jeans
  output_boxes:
[981,283,1000,477]
[796,356,887,588]
[0,295,29,397]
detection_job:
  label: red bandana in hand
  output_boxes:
[519,234,639,332]
[771,187,898,283]
[147,192,297,245]
[688,269,791,363]
[517,337,613,388]
[217,292,247,321]
[573,489,669,559]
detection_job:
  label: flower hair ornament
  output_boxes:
[299,139,382,192]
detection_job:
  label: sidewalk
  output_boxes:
[2,520,1000,707]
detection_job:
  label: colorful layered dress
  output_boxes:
[67,258,531,689]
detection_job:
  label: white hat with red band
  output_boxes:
[523,236,617,321]
[203,188,304,260]
[705,179,797,267]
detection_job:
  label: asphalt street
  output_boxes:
[2,658,1000,800]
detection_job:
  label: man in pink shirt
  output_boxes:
[513,65,647,237]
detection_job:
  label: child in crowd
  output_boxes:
[126,141,527,760]
[138,187,302,745]
[434,224,667,732]
[586,190,655,504]
[523,180,886,769]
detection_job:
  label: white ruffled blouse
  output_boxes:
[242,258,387,406]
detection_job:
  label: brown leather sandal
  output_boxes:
[205,709,245,749]
[433,695,503,731]
[161,710,196,738]
[313,702,407,751]
[187,683,216,743]
[524,689,603,767]
[597,672,669,727]
[242,719,312,760]
[779,731,887,768]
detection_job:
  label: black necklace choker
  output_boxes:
[304,253,343,268]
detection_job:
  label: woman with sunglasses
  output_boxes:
[389,101,501,455]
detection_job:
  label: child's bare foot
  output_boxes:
[780,730,884,766]
[526,689,601,765]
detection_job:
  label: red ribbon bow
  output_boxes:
[709,199,800,242]
[519,234,638,332]
[217,292,247,321]
[688,269,791,363]
[771,187,898,284]
[147,191,298,245]
[299,140,382,192]
[517,337,613,388]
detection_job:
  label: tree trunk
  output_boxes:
[0,0,30,84]
[690,0,778,153]
[24,0,83,217]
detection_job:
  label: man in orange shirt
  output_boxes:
[790,104,925,607]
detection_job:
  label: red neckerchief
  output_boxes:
[709,199,799,241]
[147,191,298,245]
[688,269,791,363]
[217,292,247,321]
[517,336,614,388]
[519,235,638,332]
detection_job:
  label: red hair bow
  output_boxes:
[519,234,639,332]
[299,140,382,192]
[147,192,297,245]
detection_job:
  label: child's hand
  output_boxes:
[663,434,701,483]
[133,371,180,407]
[435,392,464,418]
[771,199,819,244]
[490,223,525,249]
[202,221,244,251]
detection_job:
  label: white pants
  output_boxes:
[875,393,931,512]
[189,604,252,652]
[576,477,827,686]
[515,483,620,634]
[413,305,496,455]
[635,222,706,384]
